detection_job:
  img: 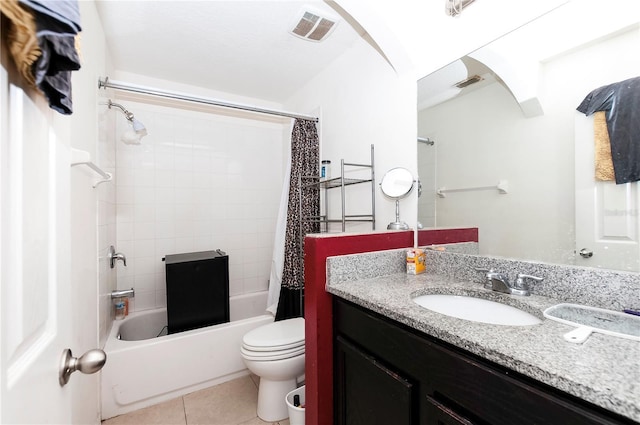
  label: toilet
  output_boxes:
[241,317,305,422]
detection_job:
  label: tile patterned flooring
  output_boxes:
[102,375,291,425]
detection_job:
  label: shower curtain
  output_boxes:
[267,119,319,320]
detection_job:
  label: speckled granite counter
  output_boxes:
[326,270,640,422]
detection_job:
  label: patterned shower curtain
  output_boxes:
[275,119,320,320]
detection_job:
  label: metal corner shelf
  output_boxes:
[300,144,375,233]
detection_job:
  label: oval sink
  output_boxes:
[412,294,542,326]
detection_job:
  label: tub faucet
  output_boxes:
[108,245,127,268]
[111,288,135,299]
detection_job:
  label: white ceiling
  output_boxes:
[95,1,364,104]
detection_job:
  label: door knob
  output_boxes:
[579,248,593,258]
[59,348,107,386]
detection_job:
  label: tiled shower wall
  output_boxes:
[113,100,287,313]
[97,97,117,347]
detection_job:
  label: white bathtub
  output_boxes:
[101,292,274,419]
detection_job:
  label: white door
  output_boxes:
[575,114,640,272]
[1,48,75,422]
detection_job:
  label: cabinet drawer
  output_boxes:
[425,396,475,425]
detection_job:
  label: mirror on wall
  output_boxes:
[416,2,640,272]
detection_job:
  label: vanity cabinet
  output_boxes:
[333,298,634,425]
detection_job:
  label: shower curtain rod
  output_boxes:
[98,77,319,122]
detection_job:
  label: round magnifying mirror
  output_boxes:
[380,167,414,199]
[379,167,414,230]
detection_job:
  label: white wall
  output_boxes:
[418,27,640,264]
[285,36,417,232]
[69,1,111,422]
[110,98,287,312]
[337,0,566,80]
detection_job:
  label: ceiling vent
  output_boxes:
[454,74,483,89]
[290,9,338,42]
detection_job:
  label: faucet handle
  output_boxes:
[474,267,495,274]
[474,268,496,288]
[108,245,127,268]
[515,273,543,288]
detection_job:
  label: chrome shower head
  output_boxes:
[107,99,148,144]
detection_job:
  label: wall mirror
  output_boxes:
[416,2,640,272]
[380,167,414,230]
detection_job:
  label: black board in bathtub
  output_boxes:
[164,250,230,334]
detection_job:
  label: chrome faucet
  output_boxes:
[108,245,127,268]
[111,288,135,299]
[475,268,542,296]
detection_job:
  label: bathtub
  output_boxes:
[101,292,274,419]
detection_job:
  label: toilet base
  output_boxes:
[257,377,297,422]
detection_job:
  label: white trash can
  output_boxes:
[285,385,305,425]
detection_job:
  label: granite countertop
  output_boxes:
[326,272,640,422]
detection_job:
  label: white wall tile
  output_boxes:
[117,221,134,241]
[155,221,176,239]
[134,239,155,257]
[155,238,176,258]
[133,289,156,311]
[134,221,155,240]
[115,101,286,312]
[116,185,134,204]
[134,273,156,292]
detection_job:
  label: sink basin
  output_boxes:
[544,303,640,343]
[412,294,542,326]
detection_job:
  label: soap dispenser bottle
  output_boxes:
[114,298,126,320]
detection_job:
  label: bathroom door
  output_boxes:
[0,52,75,422]
[575,114,640,272]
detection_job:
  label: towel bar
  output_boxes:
[70,148,113,188]
[437,180,508,198]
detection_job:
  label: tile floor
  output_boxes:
[102,375,291,425]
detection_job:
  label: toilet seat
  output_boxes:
[241,345,305,361]
[242,317,304,351]
[242,340,304,352]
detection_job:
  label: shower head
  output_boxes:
[108,99,148,144]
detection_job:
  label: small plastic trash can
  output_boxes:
[285,385,305,425]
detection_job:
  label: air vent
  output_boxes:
[454,75,483,89]
[290,9,338,42]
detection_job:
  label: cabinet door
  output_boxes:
[335,336,417,425]
[425,396,475,425]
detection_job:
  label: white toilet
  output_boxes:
[241,317,305,422]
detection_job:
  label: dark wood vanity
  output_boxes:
[333,298,637,425]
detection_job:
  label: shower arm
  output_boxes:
[108,99,135,122]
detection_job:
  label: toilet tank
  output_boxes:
[164,250,230,334]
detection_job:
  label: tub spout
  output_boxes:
[111,288,135,299]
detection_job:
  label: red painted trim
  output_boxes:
[304,228,477,425]
[417,227,478,246]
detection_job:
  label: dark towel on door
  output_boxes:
[19,0,81,35]
[18,0,82,115]
[577,76,640,184]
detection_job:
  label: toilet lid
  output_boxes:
[242,317,304,349]
[243,340,304,352]
[241,345,305,361]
